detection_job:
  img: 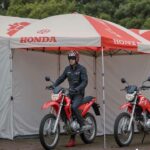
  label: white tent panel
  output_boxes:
[6,46,150,137]
[0,40,13,139]
[96,54,150,134]
[12,51,102,136]
[13,50,58,136]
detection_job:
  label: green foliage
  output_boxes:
[7,0,76,18]
[0,0,149,29]
[0,0,9,15]
[114,0,150,29]
[143,18,150,29]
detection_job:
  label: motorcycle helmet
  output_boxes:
[68,50,79,63]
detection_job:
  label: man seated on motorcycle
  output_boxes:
[52,50,88,147]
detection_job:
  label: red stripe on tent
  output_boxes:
[19,46,101,52]
[131,29,150,41]
[84,15,139,51]
[142,31,150,41]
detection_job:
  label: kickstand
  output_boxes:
[141,132,146,144]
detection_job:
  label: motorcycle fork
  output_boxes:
[128,96,137,131]
[52,96,64,133]
[45,108,55,131]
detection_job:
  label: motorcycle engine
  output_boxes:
[70,120,80,131]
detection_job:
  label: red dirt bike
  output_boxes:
[39,77,100,150]
[114,77,150,147]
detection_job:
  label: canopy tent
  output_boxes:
[1,14,150,149]
[9,13,150,148]
[0,15,36,139]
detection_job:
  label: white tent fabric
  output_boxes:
[0,39,13,139]
[0,16,37,139]
[1,46,150,138]
[12,50,150,137]
[13,50,58,136]
[11,14,100,48]
[0,15,36,37]
[10,13,150,51]
[12,50,101,136]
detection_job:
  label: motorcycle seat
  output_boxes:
[81,96,94,104]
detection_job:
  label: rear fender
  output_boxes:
[41,100,59,113]
[79,98,96,117]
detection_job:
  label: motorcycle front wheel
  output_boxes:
[39,114,60,150]
[80,112,97,144]
[114,112,134,147]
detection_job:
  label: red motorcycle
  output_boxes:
[39,77,100,150]
[114,77,150,147]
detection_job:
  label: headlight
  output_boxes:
[125,92,136,101]
[51,93,60,101]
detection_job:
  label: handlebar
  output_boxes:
[120,86,128,91]
[121,77,150,92]
[120,85,150,92]
[140,86,150,90]
[46,85,69,95]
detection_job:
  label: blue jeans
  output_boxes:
[70,95,85,126]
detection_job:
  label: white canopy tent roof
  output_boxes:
[10,14,150,53]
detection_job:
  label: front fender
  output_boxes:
[41,100,59,113]
[120,102,132,112]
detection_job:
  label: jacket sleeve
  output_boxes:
[75,67,88,91]
[54,67,67,87]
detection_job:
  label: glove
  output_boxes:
[46,85,54,90]
[69,88,78,95]
[45,76,50,81]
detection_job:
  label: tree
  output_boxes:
[143,18,150,29]
[7,0,76,18]
[0,0,149,29]
[0,0,9,15]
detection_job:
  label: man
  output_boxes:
[53,50,88,147]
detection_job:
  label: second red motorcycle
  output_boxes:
[114,77,150,147]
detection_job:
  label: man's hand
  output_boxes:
[46,85,54,90]
[69,88,79,95]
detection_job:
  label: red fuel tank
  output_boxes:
[138,94,150,112]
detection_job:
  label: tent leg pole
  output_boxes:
[101,47,106,149]
[58,49,61,76]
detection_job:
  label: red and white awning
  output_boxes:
[11,13,150,52]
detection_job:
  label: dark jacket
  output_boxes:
[54,64,88,96]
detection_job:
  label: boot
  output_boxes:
[65,138,76,147]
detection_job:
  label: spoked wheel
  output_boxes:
[39,114,60,150]
[114,112,134,147]
[80,112,97,144]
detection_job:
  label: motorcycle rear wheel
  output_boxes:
[39,114,60,150]
[80,112,97,144]
[114,112,134,147]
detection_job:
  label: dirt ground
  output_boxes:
[0,133,150,150]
